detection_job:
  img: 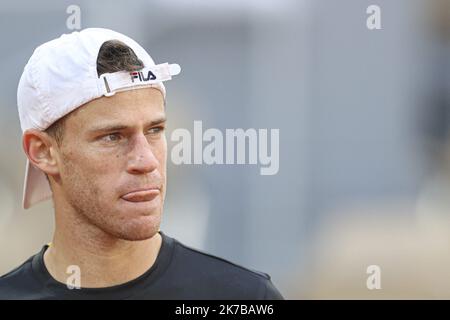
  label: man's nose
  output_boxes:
[126,134,159,174]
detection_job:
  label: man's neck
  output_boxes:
[43,210,162,288]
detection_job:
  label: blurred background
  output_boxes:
[1,0,450,299]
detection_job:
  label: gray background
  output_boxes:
[1,0,447,298]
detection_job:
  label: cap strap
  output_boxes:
[97,63,181,97]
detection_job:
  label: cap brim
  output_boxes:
[22,159,52,209]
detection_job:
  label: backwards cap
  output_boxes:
[17,28,181,209]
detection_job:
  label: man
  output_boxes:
[0,28,283,299]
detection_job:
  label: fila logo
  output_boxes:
[130,70,157,82]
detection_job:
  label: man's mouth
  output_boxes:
[121,188,160,202]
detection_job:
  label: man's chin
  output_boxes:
[118,232,159,242]
[106,214,162,241]
[114,227,160,241]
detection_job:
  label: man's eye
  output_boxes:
[102,133,121,142]
[148,126,165,134]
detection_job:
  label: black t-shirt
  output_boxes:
[0,231,283,300]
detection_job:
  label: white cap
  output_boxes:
[17,28,181,209]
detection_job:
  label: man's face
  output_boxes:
[54,87,166,241]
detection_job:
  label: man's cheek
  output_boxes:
[157,143,168,169]
[82,154,119,174]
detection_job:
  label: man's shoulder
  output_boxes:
[166,236,283,299]
[0,256,32,281]
[0,251,43,299]
[173,238,271,279]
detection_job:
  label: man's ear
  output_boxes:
[22,129,60,176]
